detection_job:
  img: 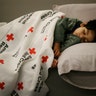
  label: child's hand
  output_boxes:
[51,59,58,68]
[53,42,61,57]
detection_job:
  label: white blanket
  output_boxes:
[0,10,64,96]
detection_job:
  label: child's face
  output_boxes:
[73,26,95,42]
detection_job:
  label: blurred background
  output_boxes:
[0,0,96,22]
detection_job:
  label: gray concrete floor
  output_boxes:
[46,68,96,96]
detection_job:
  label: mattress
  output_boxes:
[61,71,96,89]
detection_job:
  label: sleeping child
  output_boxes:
[52,17,96,68]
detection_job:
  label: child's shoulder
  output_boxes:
[58,17,82,24]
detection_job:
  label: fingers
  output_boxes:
[54,50,60,57]
[51,59,58,68]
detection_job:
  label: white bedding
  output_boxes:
[58,43,96,74]
[0,10,64,96]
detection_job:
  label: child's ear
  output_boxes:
[80,22,87,27]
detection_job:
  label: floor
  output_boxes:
[45,68,96,96]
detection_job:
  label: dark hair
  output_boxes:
[85,19,96,30]
[85,19,96,42]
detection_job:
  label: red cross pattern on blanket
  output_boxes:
[41,56,49,63]
[0,59,4,64]
[17,82,24,90]
[0,82,5,90]
[44,35,48,41]
[28,27,34,33]
[6,33,14,41]
[29,48,36,55]
[61,15,65,19]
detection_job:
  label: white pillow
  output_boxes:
[53,4,96,22]
[58,43,96,75]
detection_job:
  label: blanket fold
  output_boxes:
[0,10,64,96]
